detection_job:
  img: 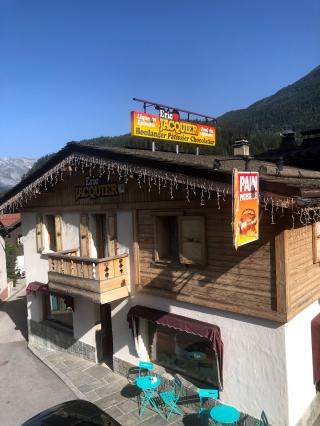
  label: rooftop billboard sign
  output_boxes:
[131,111,216,147]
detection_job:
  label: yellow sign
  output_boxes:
[233,170,259,249]
[75,182,119,201]
[131,111,216,146]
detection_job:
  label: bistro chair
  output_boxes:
[159,375,183,421]
[197,388,219,418]
[258,410,269,426]
[138,361,154,378]
[127,360,154,383]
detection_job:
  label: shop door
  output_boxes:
[100,303,114,368]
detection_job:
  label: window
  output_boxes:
[155,216,179,263]
[45,294,73,329]
[47,215,57,251]
[148,322,218,387]
[36,214,44,252]
[154,214,206,265]
[95,214,108,258]
[36,214,63,252]
[80,213,90,257]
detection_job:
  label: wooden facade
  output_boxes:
[19,168,320,323]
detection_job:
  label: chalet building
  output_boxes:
[3,142,320,425]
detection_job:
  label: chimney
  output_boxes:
[280,129,296,150]
[233,139,250,157]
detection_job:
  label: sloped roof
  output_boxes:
[0,213,21,229]
[2,142,320,212]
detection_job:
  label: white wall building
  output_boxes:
[2,143,320,425]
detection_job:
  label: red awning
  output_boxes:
[127,305,224,389]
[312,313,320,384]
[26,282,48,295]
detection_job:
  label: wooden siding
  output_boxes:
[137,201,284,321]
[286,224,320,319]
[22,170,291,321]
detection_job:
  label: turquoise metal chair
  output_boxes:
[258,410,269,426]
[198,388,219,418]
[160,375,183,421]
[127,361,154,384]
[138,361,154,378]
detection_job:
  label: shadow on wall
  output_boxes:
[0,293,28,340]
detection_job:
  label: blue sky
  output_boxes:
[0,0,319,158]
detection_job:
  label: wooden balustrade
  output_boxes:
[47,249,129,303]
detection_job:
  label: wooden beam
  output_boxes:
[275,230,289,315]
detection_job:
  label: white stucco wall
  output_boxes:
[73,296,100,347]
[111,210,138,363]
[0,235,7,293]
[22,212,49,286]
[111,297,138,365]
[285,301,320,426]
[112,291,289,426]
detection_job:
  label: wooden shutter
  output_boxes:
[54,215,63,251]
[36,214,44,252]
[313,222,320,263]
[178,216,206,265]
[80,213,90,257]
[107,212,117,257]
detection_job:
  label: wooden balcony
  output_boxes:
[47,249,129,304]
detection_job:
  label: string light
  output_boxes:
[1,152,320,229]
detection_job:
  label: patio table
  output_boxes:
[210,404,240,425]
[186,351,207,361]
[136,375,162,415]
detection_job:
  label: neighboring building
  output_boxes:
[260,128,320,171]
[0,213,22,300]
[0,233,7,300]
[3,142,320,425]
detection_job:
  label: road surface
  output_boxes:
[0,287,75,425]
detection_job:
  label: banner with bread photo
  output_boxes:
[233,169,259,249]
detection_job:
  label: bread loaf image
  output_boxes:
[238,208,257,236]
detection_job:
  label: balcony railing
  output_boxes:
[47,249,129,303]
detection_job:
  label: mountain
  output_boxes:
[0,157,36,193]
[22,65,320,175]
[218,65,320,133]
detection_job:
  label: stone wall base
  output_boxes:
[28,319,96,362]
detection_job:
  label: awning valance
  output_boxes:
[26,282,48,295]
[127,305,223,388]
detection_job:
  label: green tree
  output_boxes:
[5,242,18,285]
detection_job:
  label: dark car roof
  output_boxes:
[22,399,121,426]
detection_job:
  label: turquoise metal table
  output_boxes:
[136,375,161,416]
[210,404,240,425]
[186,351,207,361]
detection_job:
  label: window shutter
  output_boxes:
[80,213,90,257]
[36,214,44,252]
[313,222,320,263]
[107,212,117,257]
[178,216,206,265]
[54,215,63,251]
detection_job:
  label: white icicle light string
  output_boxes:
[0,152,319,228]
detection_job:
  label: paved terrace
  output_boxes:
[30,344,255,426]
